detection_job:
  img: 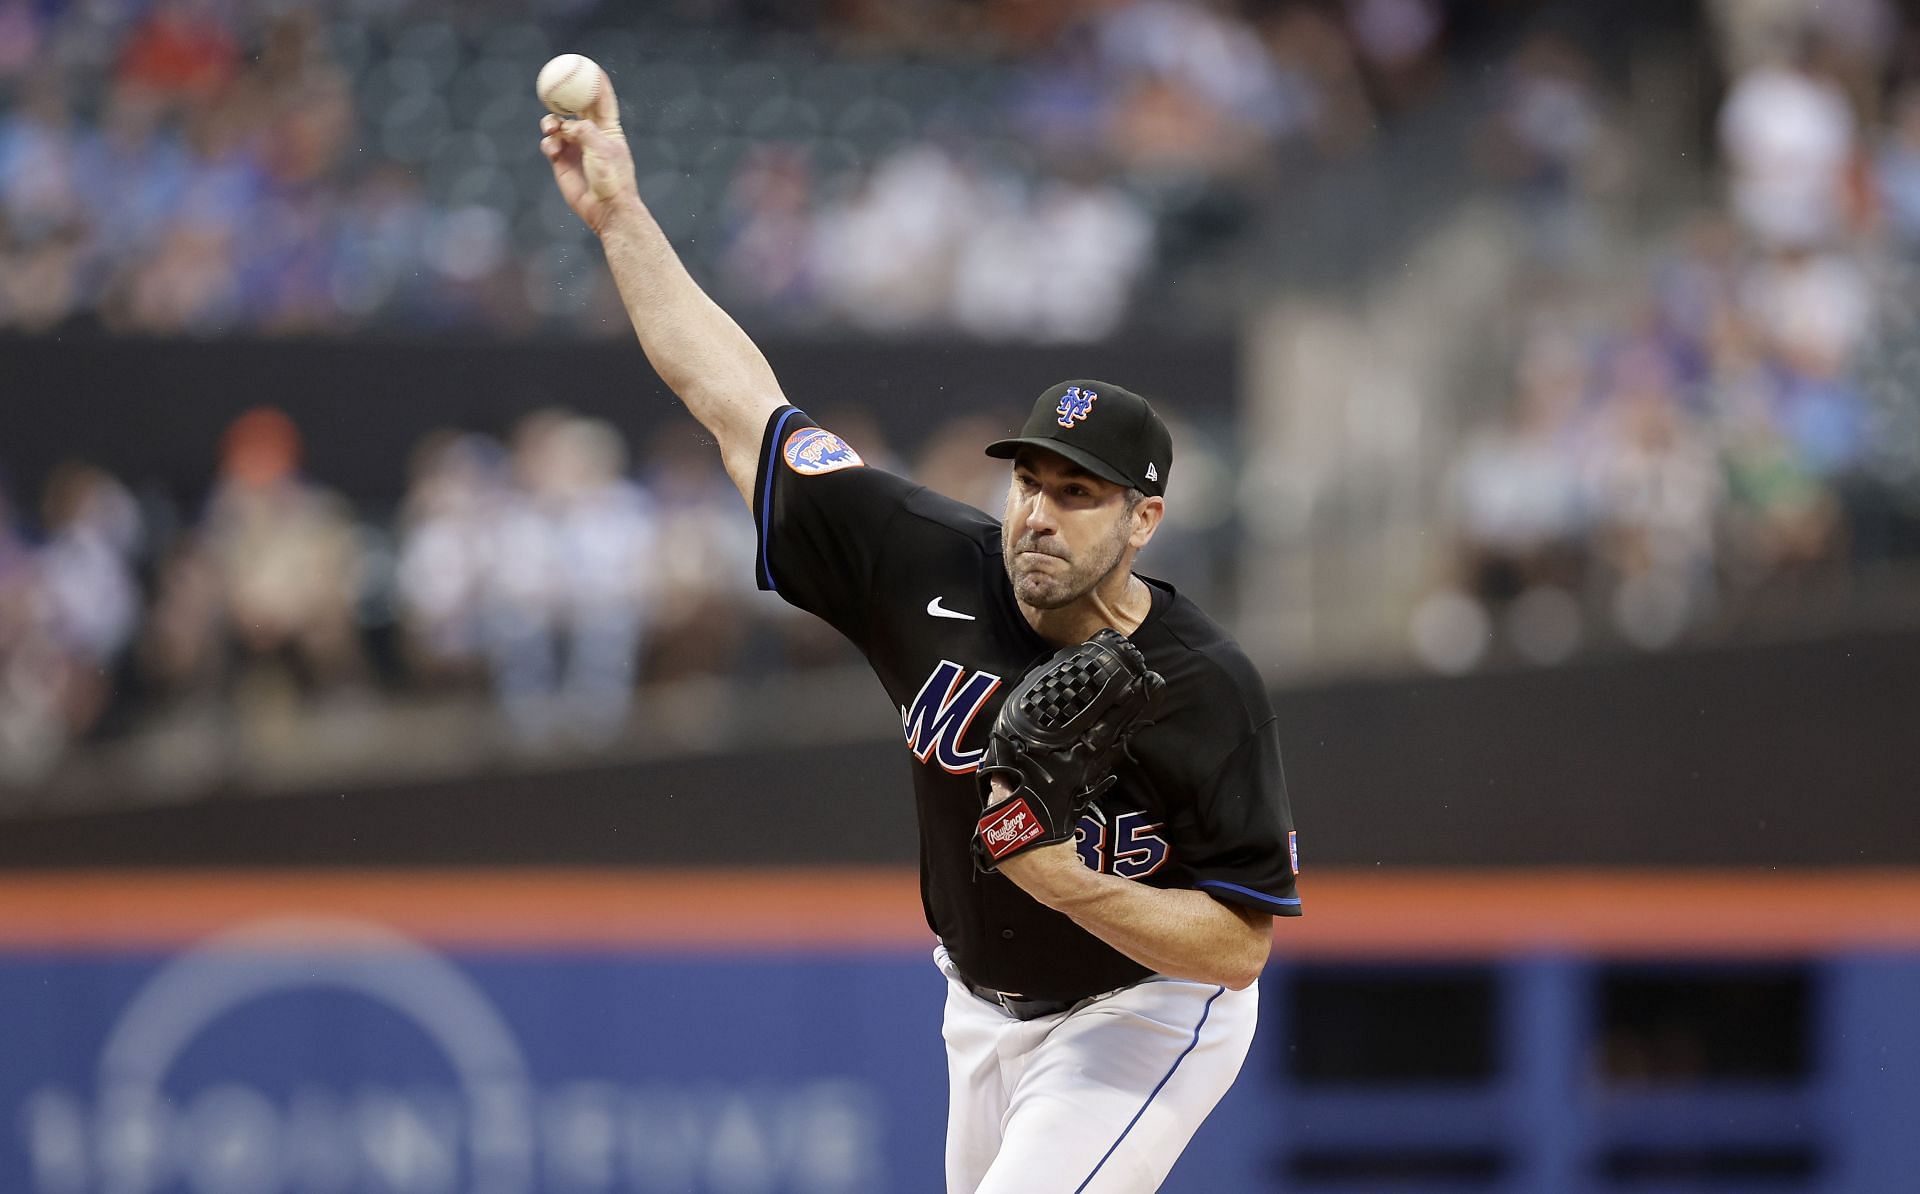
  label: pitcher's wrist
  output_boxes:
[592,192,645,237]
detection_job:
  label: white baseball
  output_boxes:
[536,53,605,118]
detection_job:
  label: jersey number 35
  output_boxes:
[1074,811,1170,880]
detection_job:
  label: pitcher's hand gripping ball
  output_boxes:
[536,53,608,118]
[972,629,1165,872]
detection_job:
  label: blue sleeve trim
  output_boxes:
[756,407,804,594]
[1076,985,1226,1192]
[1197,880,1302,910]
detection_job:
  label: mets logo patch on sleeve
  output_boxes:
[1289,830,1300,875]
[783,427,865,475]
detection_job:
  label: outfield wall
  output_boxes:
[3,871,1918,1194]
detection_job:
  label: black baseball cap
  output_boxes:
[983,380,1172,498]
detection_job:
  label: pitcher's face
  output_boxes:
[1001,449,1137,610]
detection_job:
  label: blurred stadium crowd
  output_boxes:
[1416,0,1920,670]
[0,403,754,780]
[5,0,1920,787]
[0,398,1241,783]
[0,0,1455,340]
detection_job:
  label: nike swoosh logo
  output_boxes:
[926,597,976,621]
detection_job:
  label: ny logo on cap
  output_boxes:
[1056,386,1098,428]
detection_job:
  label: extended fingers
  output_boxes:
[586,68,621,126]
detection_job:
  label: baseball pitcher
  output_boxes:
[539,74,1301,1193]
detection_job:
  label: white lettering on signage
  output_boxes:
[15,919,887,1193]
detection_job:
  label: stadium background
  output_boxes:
[3,0,1919,1190]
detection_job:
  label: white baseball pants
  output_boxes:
[934,946,1259,1193]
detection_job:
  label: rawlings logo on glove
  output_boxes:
[972,628,1166,872]
[978,799,1045,856]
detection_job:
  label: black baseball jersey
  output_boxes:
[753,407,1301,1002]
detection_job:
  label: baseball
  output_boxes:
[536,53,605,118]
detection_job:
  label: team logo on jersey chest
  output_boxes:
[901,661,1001,774]
[783,426,866,475]
[1055,386,1098,428]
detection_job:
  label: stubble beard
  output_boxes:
[1003,515,1132,611]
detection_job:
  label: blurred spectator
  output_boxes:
[1343,0,1446,112]
[477,412,657,747]
[35,463,143,728]
[396,431,505,688]
[1742,246,1870,370]
[1583,350,1724,649]
[1097,0,1275,112]
[1719,395,1844,583]
[1107,73,1267,185]
[1651,214,1745,361]
[1717,41,1858,250]
[77,83,190,259]
[0,483,57,782]
[808,141,1154,341]
[331,164,435,322]
[1481,32,1623,266]
[1708,0,1895,119]
[1418,332,1592,669]
[141,531,228,706]
[201,407,368,703]
[1095,0,1295,163]
[1873,83,1920,250]
[718,144,818,314]
[117,0,242,102]
[0,73,82,244]
[1264,3,1377,157]
[952,170,1155,341]
[0,465,142,783]
[0,221,87,332]
[251,13,352,189]
[811,143,977,333]
[106,218,244,334]
[0,0,44,81]
[1455,335,1591,596]
[638,426,758,684]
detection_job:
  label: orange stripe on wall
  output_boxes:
[0,869,928,952]
[0,869,1917,956]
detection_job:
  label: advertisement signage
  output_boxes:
[1,920,943,1194]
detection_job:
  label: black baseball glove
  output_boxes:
[972,628,1166,872]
